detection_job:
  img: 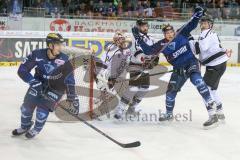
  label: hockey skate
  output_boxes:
[25,129,39,139]
[203,114,219,129]
[113,106,125,121]
[12,121,34,136]
[216,110,225,123]
[159,112,174,122]
[126,106,141,116]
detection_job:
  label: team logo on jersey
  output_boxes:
[44,64,55,74]
[172,46,187,58]
[37,112,47,119]
[22,58,28,64]
[55,59,65,66]
[36,58,44,62]
[168,42,176,50]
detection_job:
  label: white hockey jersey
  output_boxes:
[198,29,229,66]
[130,33,155,64]
[101,43,131,79]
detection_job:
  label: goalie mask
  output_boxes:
[113,31,127,48]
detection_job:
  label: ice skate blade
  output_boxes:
[203,122,219,130]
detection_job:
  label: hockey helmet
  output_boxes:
[113,31,126,47]
[46,33,64,47]
[161,24,174,33]
[200,16,214,27]
[136,18,148,26]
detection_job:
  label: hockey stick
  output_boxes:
[58,103,141,148]
[120,69,174,82]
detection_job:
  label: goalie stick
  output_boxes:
[58,103,141,148]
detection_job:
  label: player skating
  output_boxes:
[195,16,232,122]
[132,7,218,128]
[12,33,79,138]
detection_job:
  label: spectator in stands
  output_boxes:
[62,0,74,15]
[107,2,116,17]
[223,0,230,7]
[220,0,231,19]
[43,0,53,15]
[162,1,175,18]
[181,0,194,15]
[75,2,87,17]
[117,1,124,16]
[0,0,8,16]
[32,0,44,8]
[229,0,239,19]
[144,0,153,17]
[125,1,135,17]
[86,0,94,14]
[94,0,107,16]
[154,1,163,18]
[136,1,144,17]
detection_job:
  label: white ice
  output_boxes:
[0,66,240,160]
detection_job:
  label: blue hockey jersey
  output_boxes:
[18,48,76,96]
[136,14,201,69]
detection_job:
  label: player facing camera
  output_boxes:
[200,16,214,31]
[162,24,175,41]
[113,31,127,49]
[12,32,79,139]
[136,19,149,35]
[46,33,65,59]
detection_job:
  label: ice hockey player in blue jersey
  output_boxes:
[12,33,80,138]
[132,7,218,128]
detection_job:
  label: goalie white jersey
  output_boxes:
[101,43,132,79]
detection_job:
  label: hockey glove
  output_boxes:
[67,97,80,115]
[152,56,159,66]
[96,69,110,91]
[29,79,43,97]
[194,6,206,18]
[108,78,116,89]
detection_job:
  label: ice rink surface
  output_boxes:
[0,66,240,160]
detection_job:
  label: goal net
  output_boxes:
[54,46,127,121]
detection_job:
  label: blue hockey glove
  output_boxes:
[67,97,80,115]
[29,79,43,97]
[194,6,206,18]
